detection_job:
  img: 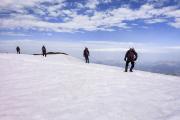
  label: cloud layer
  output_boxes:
[0,0,180,32]
[1,39,180,63]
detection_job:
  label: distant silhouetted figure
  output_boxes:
[42,45,47,57]
[16,46,20,54]
[124,48,138,72]
[83,47,90,63]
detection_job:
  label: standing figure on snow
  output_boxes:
[124,48,138,72]
[83,47,90,63]
[16,46,20,54]
[42,45,47,57]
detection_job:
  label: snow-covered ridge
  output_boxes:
[0,53,180,120]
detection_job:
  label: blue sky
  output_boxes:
[0,0,180,43]
[0,0,180,63]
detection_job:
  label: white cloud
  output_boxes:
[0,1,180,32]
[164,46,180,50]
[0,32,31,37]
[103,0,112,3]
[165,9,180,18]
[91,48,127,52]
[0,0,65,8]
[169,18,180,28]
[76,3,84,9]
[145,18,167,24]
[0,0,38,7]
[47,4,66,17]
[85,0,99,9]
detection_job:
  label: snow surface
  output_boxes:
[0,53,180,120]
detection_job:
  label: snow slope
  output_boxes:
[0,53,180,120]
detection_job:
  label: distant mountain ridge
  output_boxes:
[93,60,180,76]
[33,51,68,55]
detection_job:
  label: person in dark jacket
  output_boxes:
[83,47,90,63]
[124,48,138,72]
[16,46,20,54]
[42,45,47,57]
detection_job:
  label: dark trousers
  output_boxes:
[17,51,20,54]
[85,56,89,63]
[42,51,46,57]
[125,61,135,72]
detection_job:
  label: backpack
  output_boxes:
[127,50,135,61]
[84,49,89,57]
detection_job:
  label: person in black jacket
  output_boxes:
[83,47,90,63]
[42,45,47,57]
[124,48,138,72]
[16,46,20,54]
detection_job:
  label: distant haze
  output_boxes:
[0,39,180,62]
[1,39,180,76]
